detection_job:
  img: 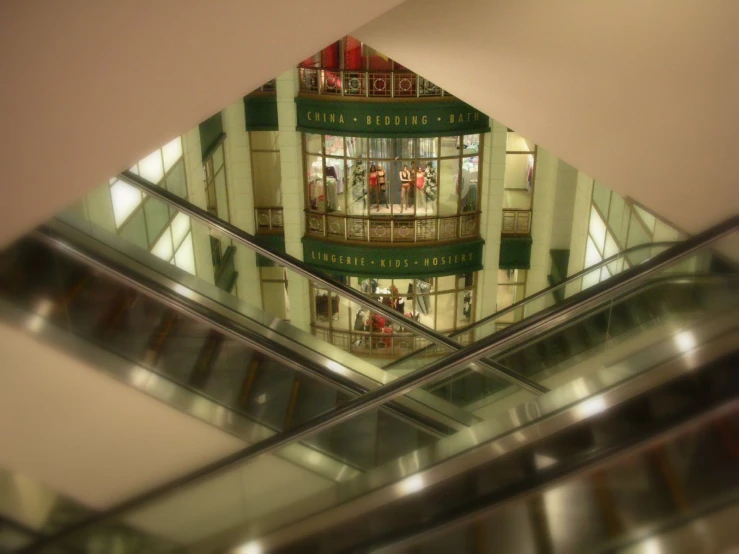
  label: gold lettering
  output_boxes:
[433,257,438,266]
[367,115,372,125]
[347,257,352,265]
[455,255,459,263]
[330,113,335,123]
[376,115,381,125]
[361,258,365,266]
[323,253,328,261]
[315,111,320,121]
[395,116,400,125]
[466,112,471,122]
[381,259,386,268]
[412,115,418,125]
[307,112,312,121]
[404,115,408,125]
[395,260,400,267]
[422,115,428,124]
[450,114,455,123]
[339,114,345,123]
[474,112,480,121]
[424,258,430,267]
[331,254,336,262]
[458,113,463,122]
[339,256,344,264]
[441,256,446,265]
[404,259,409,268]
[385,116,391,125]
[461,254,467,262]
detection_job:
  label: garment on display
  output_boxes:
[315,293,339,318]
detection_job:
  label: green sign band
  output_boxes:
[303,237,484,277]
[499,236,532,269]
[244,95,278,130]
[296,97,490,138]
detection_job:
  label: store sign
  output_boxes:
[302,237,484,277]
[296,98,490,137]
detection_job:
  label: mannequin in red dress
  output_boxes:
[368,164,378,211]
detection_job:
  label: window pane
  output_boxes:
[171,212,191,247]
[252,152,282,206]
[119,209,148,251]
[463,134,481,154]
[304,133,322,155]
[325,157,344,213]
[110,180,142,228]
[251,131,280,151]
[589,206,607,253]
[504,153,534,191]
[369,138,391,159]
[138,149,165,184]
[440,136,457,157]
[165,159,187,199]
[262,281,289,320]
[460,156,479,212]
[592,181,611,218]
[144,198,170,247]
[212,144,224,172]
[346,136,367,158]
[347,159,368,216]
[585,236,603,268]
[457,290,473,327]
[438,158,458,216]
[419,137,438,158]
[152,227,174,261]
[325,135,344,157]
[174,232,196,275]
[215,169,229,221]
[162,137,182,172]
[416,161,436,216]
[307,155,325,212]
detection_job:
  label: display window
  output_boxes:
[302,133,482,224]
[310,272,477,358]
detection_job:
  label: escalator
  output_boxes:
[0,173,735,552]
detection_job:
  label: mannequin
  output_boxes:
[377,164,389,210]
[399,164,411,212]
[368,164,378,210]
[415,165,426,213]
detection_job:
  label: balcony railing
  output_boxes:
[255,207,284,232]
[501,209,532,235]
[306,212,480,243]
[312,325,473,359]
[299,68,447,99]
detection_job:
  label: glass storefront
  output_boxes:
[311,272,477,357]
[304,134,481,227]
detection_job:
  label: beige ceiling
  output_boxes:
[0,0,407,246]
[356,0,739,234]
[1,0,737,248]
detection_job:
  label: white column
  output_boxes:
[84,183,117,233]
[182,126,215,285]
[477,120,506,322]
[276,68,310,332]
[524,148,558,315]
[565,172,594,297]
[222,102,262,309]
[550,161,578,251]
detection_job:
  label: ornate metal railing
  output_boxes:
[502,209,532,235]
[255,207,284,231]
[311,325,473,359]
[299,68,447,98]
[305,212,480,243]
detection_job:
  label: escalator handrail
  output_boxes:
[25,215,738,554]
[33,221,475,434]
[426,271,739,393]
[384,240,682,370]
[118,170,548,395]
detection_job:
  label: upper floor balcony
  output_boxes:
[298,67,447,99]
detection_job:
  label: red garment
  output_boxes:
[416,171,425,190]
[369,172,378,187]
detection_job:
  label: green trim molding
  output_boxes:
[302,237,484,277]
[499,236,532,270]
[255,233,286,267]
[296,97,490,138]
[244,95,278,130]
[199,112,224,157]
